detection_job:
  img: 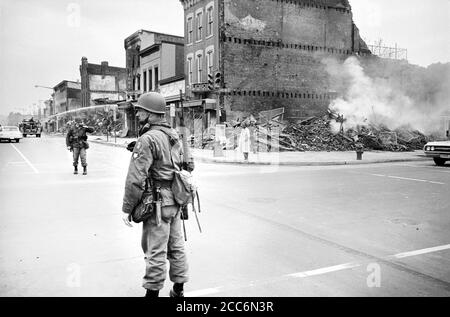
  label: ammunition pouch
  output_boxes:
[131,177,155,223]
[130,190,154,223]
[172,170,195,206]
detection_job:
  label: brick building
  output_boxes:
[179,0,370,124]
[79,57,127,108]
[120,30,185,136]
[53,80,81,114]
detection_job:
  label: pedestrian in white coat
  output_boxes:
[238,122,251,161]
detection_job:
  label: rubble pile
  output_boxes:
[198,114,429,153]
[277,116,428,152]
[281,117,355,151]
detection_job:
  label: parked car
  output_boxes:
[0,126,23,143]
[423,141,450,166]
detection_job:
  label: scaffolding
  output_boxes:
[367,40,408,61]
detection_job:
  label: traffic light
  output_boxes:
[214,72,222,89]
[207,73,214,91]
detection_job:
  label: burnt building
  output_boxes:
[53,80,81,114]
[80,57,127,108]
[179,0,370,124]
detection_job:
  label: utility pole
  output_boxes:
[179,89,193,164]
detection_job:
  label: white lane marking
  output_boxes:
[185,288,222,297]
[286,262,361,278]
[355,171,445,185]
[401,164,450,174]
[10,144,39,174]
[387,175,445,185]
[185,243,450,297]
[392,244,450,259]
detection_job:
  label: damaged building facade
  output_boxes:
[179,0,370,124]
[80,57,127,107]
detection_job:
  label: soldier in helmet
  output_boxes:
[121,92,194,298]
[66,118,94,175]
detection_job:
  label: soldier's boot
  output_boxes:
[145,290,159,298]
[83,166,87,175]
[73,166,78,175]
[169,283,184,298]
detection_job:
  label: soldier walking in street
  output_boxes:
[66,118,94,175]
[121,92,194,298]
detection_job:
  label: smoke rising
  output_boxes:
[323,56,449,135]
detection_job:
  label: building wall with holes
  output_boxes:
[221,0,369,121]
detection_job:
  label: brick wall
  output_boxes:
[221,0,367,121]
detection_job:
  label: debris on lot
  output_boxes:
[277,116,428,152]
[199,109,429,152]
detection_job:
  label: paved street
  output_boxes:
[0,136,449,297]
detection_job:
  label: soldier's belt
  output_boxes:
[153,179,173,188]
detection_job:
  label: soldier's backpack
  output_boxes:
[158,128,196,206]
[172,169,196,206]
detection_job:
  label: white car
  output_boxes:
[0,126,23,143]
[424,141,450,166]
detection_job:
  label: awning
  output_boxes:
[182,99,217,109]
[182,100,202,108]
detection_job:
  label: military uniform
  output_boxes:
[122,121,191,292]
[66,125,94,171]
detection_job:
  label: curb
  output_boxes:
[192,156,429,166]
[89,139,429,167]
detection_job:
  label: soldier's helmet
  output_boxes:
[136,92,167,115]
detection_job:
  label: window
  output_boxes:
[148,69,153,91]
[187,16,193,44]
[196,11,203,41]
[143,71,147,92]
[137,74,140,91]
[187,57,193,85]
[206,5,214,37]
[206,48,214,76]
[196,53,203,83]
[154,67,159,90]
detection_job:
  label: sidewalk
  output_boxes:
[85,134,429,166]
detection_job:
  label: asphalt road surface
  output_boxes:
[0,136,449,297]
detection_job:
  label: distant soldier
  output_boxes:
[66,118,94,175]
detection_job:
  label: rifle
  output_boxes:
[178,90,202,241]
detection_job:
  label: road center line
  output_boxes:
[10,144,39,174]
[185,288,222,297]
[401,164,450,173]
[185,243,450,297]
[359,171,445,185]
[387,175,445,185]
[287,262,361,278]
[392,244,450,259]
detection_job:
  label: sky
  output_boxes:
[0,0,449,116]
